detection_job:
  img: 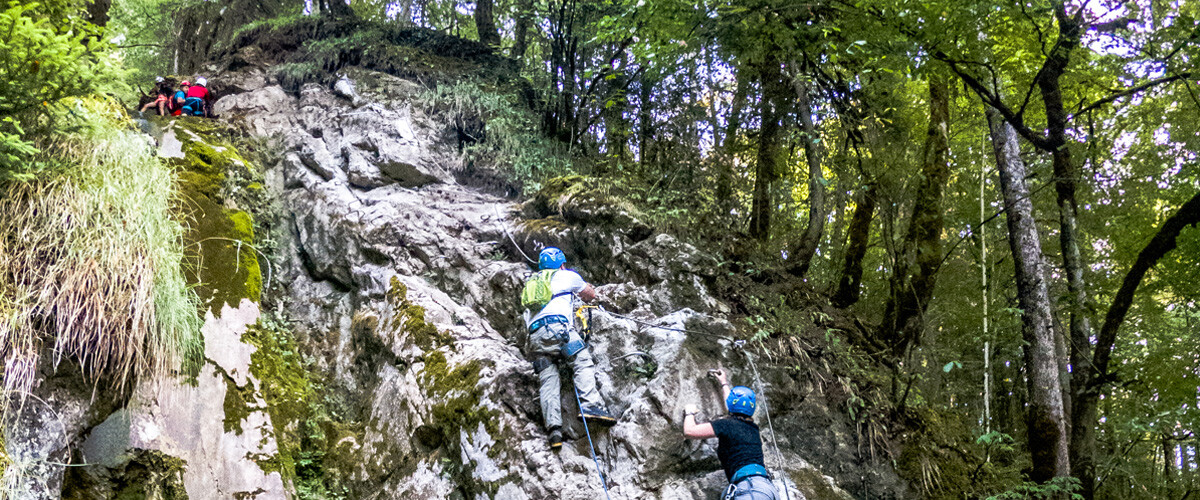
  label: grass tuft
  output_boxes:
[0,98,201,407]
[415,80,574,193]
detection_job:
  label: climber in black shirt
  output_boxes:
[682,368,780,500]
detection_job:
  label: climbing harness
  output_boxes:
[721,464,774,500]
[574,385,614,500]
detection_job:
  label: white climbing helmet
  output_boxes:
[196,77,208,86]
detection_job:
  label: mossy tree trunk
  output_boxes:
[716,72,748,213]
[786,60,826,276]
[512,0,533,59]
[638,75,655,176]
[474,0,501,48]
[881,75,951,354]
[748,55,786,241]
[833,182,875,308]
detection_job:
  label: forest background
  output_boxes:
[2,0,1198,499]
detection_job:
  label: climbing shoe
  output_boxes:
[548,427,564,449]
[577,407,618,426]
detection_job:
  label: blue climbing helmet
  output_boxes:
[726,386,756,417]
[539,247,566,270]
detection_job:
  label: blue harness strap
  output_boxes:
[528,314,569,333]
[730,463,771,484]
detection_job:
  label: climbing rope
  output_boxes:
[739,345,793,500]
[596,305,740,343]
[493,207,537,265]
[574,385,615,500]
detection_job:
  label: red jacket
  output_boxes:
[186,86,208,99]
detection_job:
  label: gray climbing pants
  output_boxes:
[527,321,603,429]
[722,476,779,500]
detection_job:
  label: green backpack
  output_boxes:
[520,270,567,310]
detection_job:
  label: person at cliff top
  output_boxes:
[171,81,190,116]
[520,247,617,449]
[139,77,172,116]
[682,368,780,500]
[184,77,211,117]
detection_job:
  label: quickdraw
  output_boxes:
[576,304,598,342]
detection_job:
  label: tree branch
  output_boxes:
[1092,190,1200,380]
[939,57,1055,150]
[1074,72,1194,117]
[1088,16,1136,33]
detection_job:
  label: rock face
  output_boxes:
[206,64,863,500]
[45,61,889,499]
[71,300,287,500]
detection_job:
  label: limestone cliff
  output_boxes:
[24,31,908,500]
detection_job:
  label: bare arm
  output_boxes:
[711,368,731,400]
[578,283,597,303]
[683,412,716,439]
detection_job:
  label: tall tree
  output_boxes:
[986,105,1071,482]
[786,61,827,276]
[511,0,533,59]
[474,0,500,48]
[832,182,875,308]
[881,76,951,354]
[748,56,786,241]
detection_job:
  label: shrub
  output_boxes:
[0,1,120,174]
[416,80,574,192]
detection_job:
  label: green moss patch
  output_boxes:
[385,277,454,351]
[417,349,509,496]
[522,176,652,242]
[241,318,354,499]
[168,120,266,311]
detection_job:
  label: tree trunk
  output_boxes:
[716,73,749,208]
[474,0,501,48]
[881,76,951,353]
[748,57,784,241]
[323,0,354,18]
[86,0,111,27]
[638,76,654,175]
[512,0,533,59]
[786,63,826,276]
[602,68,630,165]
[832,183,875,308]
[987,106,1070,482]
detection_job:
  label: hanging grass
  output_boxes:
[0,99,201,407]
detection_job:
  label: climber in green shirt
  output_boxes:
[522,247,617,450]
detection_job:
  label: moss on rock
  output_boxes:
[168,120,265,311]
[385,277,454,351]
[241,319,354,499]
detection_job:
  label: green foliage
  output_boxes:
[986,477,1083,500]
[0,1,122,173]
[416,80,573,192]
[0,97,201,411]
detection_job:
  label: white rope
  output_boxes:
[492,207,537,264]
[741,348,793,500]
